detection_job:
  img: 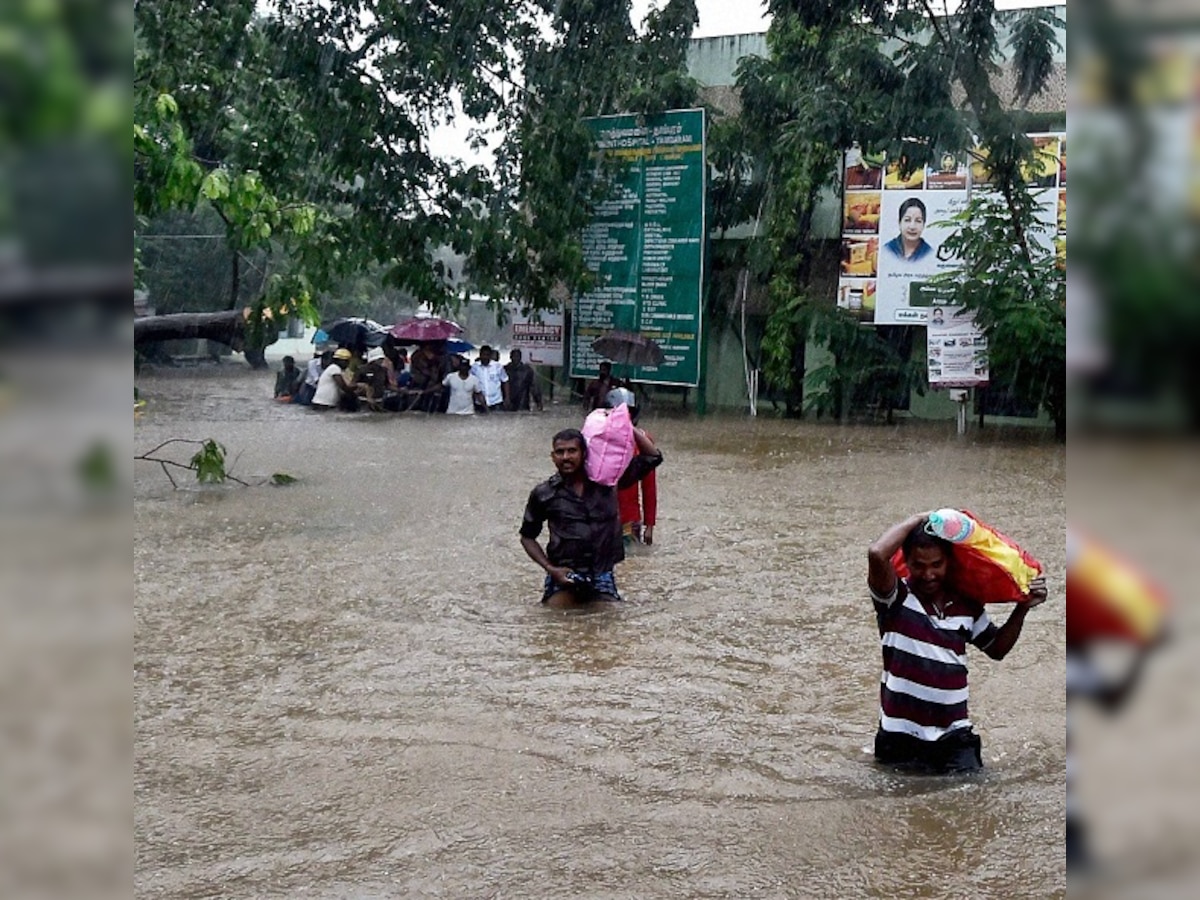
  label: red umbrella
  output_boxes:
[390,315,464,342]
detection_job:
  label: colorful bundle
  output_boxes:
[892,508,1043,603]
[1066,530,1168,646]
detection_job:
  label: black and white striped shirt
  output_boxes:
[872,579,998,742]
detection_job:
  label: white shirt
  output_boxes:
[304,358,323,387]
[442,372,481,415]
[312,363,345,407]
[470,360,508,407]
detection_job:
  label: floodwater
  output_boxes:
[135,364,1066,899]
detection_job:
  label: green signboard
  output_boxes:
[569,109,706,387]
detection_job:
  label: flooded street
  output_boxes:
[135,365,1065,898]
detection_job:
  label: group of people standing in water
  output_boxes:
[272,342,544,414]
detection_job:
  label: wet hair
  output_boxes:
[898,197,927,223]
[902,523,952,561]
[552,428,587,458]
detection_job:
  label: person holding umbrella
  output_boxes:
[409,341,451,412]
[582,361,619,411]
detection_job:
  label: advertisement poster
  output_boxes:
[569,109,706,387]
[509,307,564,367]
[838,135,1065,325]
[927,308,989,388]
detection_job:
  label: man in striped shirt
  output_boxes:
[867,511,1048,773]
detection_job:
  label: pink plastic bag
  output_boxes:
[581,405,634,486]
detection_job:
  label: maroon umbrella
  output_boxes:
[390,315,464,342]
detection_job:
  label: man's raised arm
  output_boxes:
[868,512,930,598]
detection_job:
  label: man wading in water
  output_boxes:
[867,511,1047,773]
[520,427,661,609]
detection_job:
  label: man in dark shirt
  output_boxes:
[582,361,618,411]
[273,355,304,400]
[520,427,662,608]
[504,348,542,411]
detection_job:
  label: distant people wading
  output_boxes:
[295,351,327,406]
[311,348,358,411]
[273,355,304,401]
[470,345,509,413]
[583,361,619,411]
[504,348,542,411]
[410,341,450,412]
[607,387,657,546]
[442,356,485,415]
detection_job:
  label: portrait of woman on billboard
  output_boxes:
[882,197,936,263]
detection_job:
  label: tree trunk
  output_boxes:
[134,311,245,350]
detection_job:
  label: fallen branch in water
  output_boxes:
[134,438,251,489]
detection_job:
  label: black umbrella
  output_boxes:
[320,317,389,348]
[591,330,666,368]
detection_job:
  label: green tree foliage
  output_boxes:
[935,190,1065,437]
[718,1,1063,422]
[1,1,128,266]
[134,1,701,337]
[473,0,701,316]
[137,207,265,313]
[189,439,229,484]
[1069,1,1200,429]
[134,0,531,338]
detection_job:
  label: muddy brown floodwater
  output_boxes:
[135,365,1065,899]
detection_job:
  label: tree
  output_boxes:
[715,1,1063,423]
[134,0,711,363]
[134,0,532,357]
[471,0,701,316]
[936,190,1065,438]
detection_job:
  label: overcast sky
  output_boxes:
[630,0,1062,38]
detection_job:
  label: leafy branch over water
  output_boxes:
[135,438,296,489]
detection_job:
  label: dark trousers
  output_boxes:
[874,727,983,774]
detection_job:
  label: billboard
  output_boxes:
[838,135,1065,327]
[569,109,706,386]
[509,308,564,367]
[927,308,989,388]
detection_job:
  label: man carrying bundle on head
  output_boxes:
[867,510,1048,773]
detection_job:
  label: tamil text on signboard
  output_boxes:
[570,109,706,387]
